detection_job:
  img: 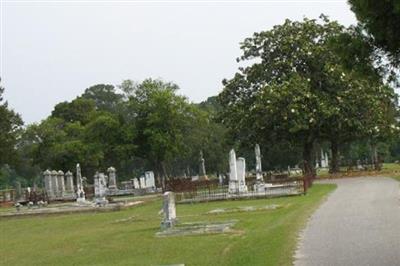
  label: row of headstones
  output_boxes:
[120,171,156,190]
[43,165,119,201]
[43,170,75,199]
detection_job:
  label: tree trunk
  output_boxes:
[371,143,379,170]
[330,139,340,174]
[303,141,315,178]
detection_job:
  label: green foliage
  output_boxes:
[219,15,399,174]
[0,79,23,186]
[52,97,96,125]
[349,0,400,65]
[15,78,229,185]
[81,84,124,113]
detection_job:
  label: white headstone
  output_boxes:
[255,144,263,180]
[76,164,86,203]
[132,178,140,189]
[139,176,146,189]
[145,171,155,188]
[236,157,248,193]
[228,149,238,193]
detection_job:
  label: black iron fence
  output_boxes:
[172,177,310,203]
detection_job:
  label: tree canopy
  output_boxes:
[219,16,399,175]
[349,0,400,65]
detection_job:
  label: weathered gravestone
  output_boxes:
[57,170,66,198]
[133,178,140,189]
[107,167,118,191]
[254,144,267,192]
[43,170,54,199]
[76,164,86,203]
[65,171,74,195]
[228,149,238,193]
[228,149,248,193]
[145,171,155,189]
[139,176,146,189]
[51,170,59,198]
[255,144,263,180]
[161,191,177,229]
[236,157,248,193]
[199,150,207,180]
[94,172,108,206]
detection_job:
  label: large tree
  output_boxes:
[124,79,200,186]
[219,16,398,176]
[348,0,400,65]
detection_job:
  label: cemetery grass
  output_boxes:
[0,184,335,266]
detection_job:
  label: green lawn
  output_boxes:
[0,184,335,266]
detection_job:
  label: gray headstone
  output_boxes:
[161,191,177,229]
[65,171,74,194]
[107,167,118,190]
[51,170,59,198]
[255,144,263,180]
[57,170,65,197]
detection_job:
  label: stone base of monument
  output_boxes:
[156,220,239,237]
[0,200,144,219]
[76,197,89,205]
[94,197,109,207]
[253,181,267,193]
[160,218,177,230]
[228,180,248,194]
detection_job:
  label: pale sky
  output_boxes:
[1,0,358,124]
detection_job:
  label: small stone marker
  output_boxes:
[161,191,177,229]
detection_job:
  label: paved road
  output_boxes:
[295,177,400,266]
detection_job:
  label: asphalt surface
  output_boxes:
[295,177,400,266]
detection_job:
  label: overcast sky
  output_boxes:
[2,0,359,124]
